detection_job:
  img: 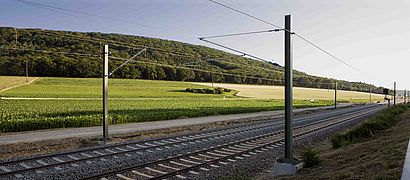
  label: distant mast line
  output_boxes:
[0,46,366,88]
[109,56,337,86]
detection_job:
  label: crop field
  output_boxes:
[0,77,333,133]
[195,82,385,102]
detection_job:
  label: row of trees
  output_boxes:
[0,27,385,94]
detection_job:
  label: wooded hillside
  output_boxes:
[0,27,384,93]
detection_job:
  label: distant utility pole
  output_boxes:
[334,82,337,109]
[369,89,372,103]
[211,71,214,87]
[394,82,396,106]
[283,14,294,163]
[14,27,27,82]
[25,60,28,82]
[14,27,18,49]
[102,45,109,142]
[404,89,407,104]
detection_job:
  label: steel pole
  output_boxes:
[394,82,396,106]
[25,60,28,82]
[370,89,372,103]
[284,14,293,160]
[14,27,18,49]
[211,71,214,87]
[334,82,337,109]
[103,45,109,141]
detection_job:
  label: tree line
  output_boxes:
[0,27,385,94]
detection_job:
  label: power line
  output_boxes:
[1,47,366,89]
[15,0,162,31]
[110,56,282,82]
[200,29,282,39]
[15,0,371,80]
[14,0,197,38]
[292,33,366,74]
[196,45,371,84]
[197,58,283,73]
[6,29,363,87]
[184,59,316,81]
[207,0,368,76]
[109,56,338,87]
[0,45,363,88]
[22,29,195,57]
[198,41,317,79]
[0,47,99,57]
[208,0,283,29]
[16,0,79,18]
[199,38,273,62]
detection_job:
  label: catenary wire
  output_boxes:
[22,29,194,57]
[0,45,368,89]
[1,31,352,83]
[200,29,282,39]
[0,47,100,57]
[16,0,79,18]
[13,0,198,38]
[109,56,340,86]
[199,38,273,62]
[207,0,369,76]
[110,56,283,83]
[208,0,283,29]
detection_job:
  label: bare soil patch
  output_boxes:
[0,76,39,92]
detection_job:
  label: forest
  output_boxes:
[0,27,385,94]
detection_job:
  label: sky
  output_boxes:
[1,0,410,90]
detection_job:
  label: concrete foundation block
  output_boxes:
[273,160,304,177]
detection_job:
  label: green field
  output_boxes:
[0,77,336,133]
[0,77,228,98]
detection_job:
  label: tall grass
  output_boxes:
[331,104,408,148]
[301,146,321,168]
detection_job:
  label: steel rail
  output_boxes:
[0,103,368,168]
[80,105,383,179]
[151,107,382,180]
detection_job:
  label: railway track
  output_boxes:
[81,105,383,180]
[0,104,384,179]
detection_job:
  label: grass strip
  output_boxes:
[331,104,409,148]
